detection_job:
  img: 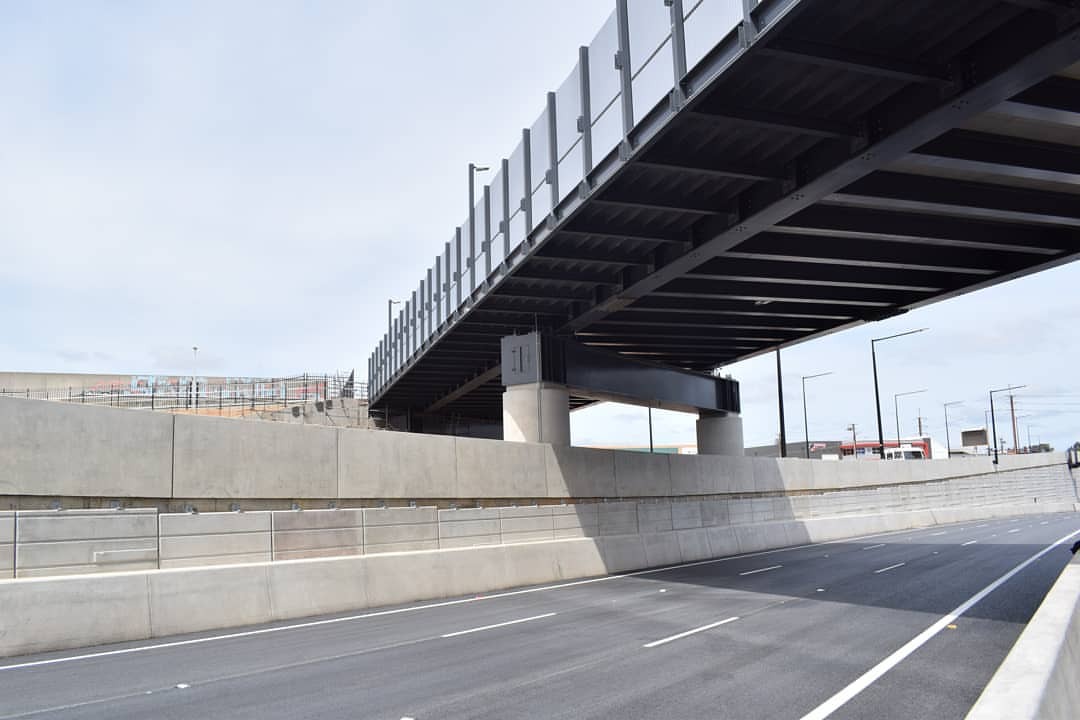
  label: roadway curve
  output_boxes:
[2,512,1078,719]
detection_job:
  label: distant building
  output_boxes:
[745,440,843,460]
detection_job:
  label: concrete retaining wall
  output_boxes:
[14,509,158,577]
[3,462,1075,579]
[2,397,1069,503]
[2,499,1075,659]
[0,512,13,578]
[160,511,271,569]
[967,554,1080,720]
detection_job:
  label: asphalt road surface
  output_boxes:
[2,511,1078,720]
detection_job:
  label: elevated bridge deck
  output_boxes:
[369,0,1080,426]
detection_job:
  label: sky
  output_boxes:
[1,2,1078,453]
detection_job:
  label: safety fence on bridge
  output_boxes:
[369,0,751,397]
[0,373,367,417]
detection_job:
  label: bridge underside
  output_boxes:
[375,0,1080,426]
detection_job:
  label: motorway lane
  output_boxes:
[0,512,1077,719]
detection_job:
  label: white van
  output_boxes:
[884,445,926,461]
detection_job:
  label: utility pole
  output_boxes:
[1009,394,1019,455]
[847,424,857,457]
[776,350,787,458]
[917,410,923,437]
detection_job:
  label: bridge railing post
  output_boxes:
[545,91,560,217]
[454,227,463,308]
[666,0,688,108]
[520,128,533,236]
[500,158,511,259]
[483,186,492,277]
[577,45,593,181]
[614,0,635,147]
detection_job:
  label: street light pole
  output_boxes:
[944,400,962,459]
[894,389,927,449]
[801,371,833,459]
[871,328,928,458]
[989,384,1026,464]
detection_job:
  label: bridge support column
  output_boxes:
[502,382,570,446]
[697,411,744,456]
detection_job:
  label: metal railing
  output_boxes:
[0,373,368,417]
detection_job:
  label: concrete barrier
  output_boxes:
[967,554,1080,720]
[159,511,271,568]
[14,508,158,577]
[2,501,1077,659]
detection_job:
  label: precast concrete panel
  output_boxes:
[172,415,336,498]
[338,429,457,499]
[544,446,616,498]
[455,436,547,498]
[613,451,671,496]
[0,398,172,498]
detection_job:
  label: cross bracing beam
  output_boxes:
[555,228,689,246]
[686,106,861,139]
[775,205,1074,254]
[727,234,1040,272]
[652,278,929,306]
[759,38,954,85]
[633,157,786,183]
[690,255,983,286]
[827,172,1080,227]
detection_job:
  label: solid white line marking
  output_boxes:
[976,524,988,528]
[1008,528,1020,534]
[798,527,1080,720]
[874,562,906,574]
[440,612,556,638]
[862,544,885,551]
[0,516,1035,673]
[1010,519,1020,523]
[643,616,739,648]
[962,540,977,546]
[739,565,783,576]
[1041,521,1049,525]
[930,531,947,536]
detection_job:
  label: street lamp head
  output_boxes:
[872,327,928,345]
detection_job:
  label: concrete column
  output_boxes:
[502,382,570,445]
[697,412,744,456]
